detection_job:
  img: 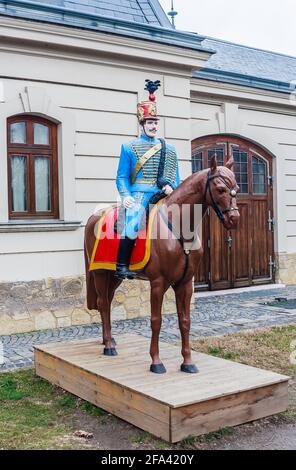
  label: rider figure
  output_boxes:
[115,80,181,279]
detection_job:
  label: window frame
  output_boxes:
[251,154,268,195]
[191,138,270,198]
[7,115,59,220]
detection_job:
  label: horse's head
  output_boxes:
[205,154,240,230]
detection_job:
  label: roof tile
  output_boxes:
[198,37,296,86]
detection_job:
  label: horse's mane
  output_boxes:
[166,166,236,206]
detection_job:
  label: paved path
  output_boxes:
[1,285,296,371]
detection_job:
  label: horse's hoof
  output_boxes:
[150,363,166,374]
[180,363,199,374]
[104,348,118,356]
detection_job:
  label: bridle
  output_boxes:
[205,170,239,225]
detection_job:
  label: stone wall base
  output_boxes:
[0,276,194,335]
[276,252,296,285]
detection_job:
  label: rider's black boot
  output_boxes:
[115,237,136,280]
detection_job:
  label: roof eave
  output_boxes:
[194,68,295,94]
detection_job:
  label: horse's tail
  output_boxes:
[84,239,98,310]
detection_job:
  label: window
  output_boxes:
[192,137,272,202]
[233,150,248,194]
[252,156,267,194]
[7,115,59,219]
[192,151,203,173]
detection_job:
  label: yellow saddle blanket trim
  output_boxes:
[131,143,161,184]
[89,200,162,272]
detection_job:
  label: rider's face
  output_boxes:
[142,119,159,138]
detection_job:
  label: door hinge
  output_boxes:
[226,235,233,248]
[269,256,276,274]
[268,211,275,231]
[208,271,211,281]
[207,239,211,248]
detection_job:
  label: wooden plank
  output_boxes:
[37,358,169,425]
[36,348,170,413]
[43,353,288,409]
[35,334,290,443]
[35,350,170,441]
[35,337,289,408]
[171,382,288,443]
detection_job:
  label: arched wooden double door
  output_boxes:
[192,135,275,290]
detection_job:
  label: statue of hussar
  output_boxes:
[115,80,181,279]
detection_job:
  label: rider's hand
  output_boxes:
[162,184,173,196]
[123,196,135,209]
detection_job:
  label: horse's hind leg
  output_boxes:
[93,271,121,356]
[174,280,198,374]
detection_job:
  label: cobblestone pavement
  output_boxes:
[1,285,296,372]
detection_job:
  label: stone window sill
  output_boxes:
[0,220,82,232]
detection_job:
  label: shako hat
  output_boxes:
[137,79,161,123]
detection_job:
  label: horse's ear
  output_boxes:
[225,155,234,170]
[210,154,217,174]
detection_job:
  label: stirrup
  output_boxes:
[114,264,135,280]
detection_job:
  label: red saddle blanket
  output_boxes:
[89,203,160,272]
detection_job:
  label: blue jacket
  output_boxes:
[116,134,181,197]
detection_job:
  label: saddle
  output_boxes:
[89,201,162,272]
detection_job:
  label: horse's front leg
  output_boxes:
[150,279,166,374]
[174,280,198,373]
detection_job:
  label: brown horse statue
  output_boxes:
[84,155,240,373]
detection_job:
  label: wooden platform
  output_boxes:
[34,334,290,443]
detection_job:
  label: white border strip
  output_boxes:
[196,284,286,298]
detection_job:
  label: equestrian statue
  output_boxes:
[84,80,240,374]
